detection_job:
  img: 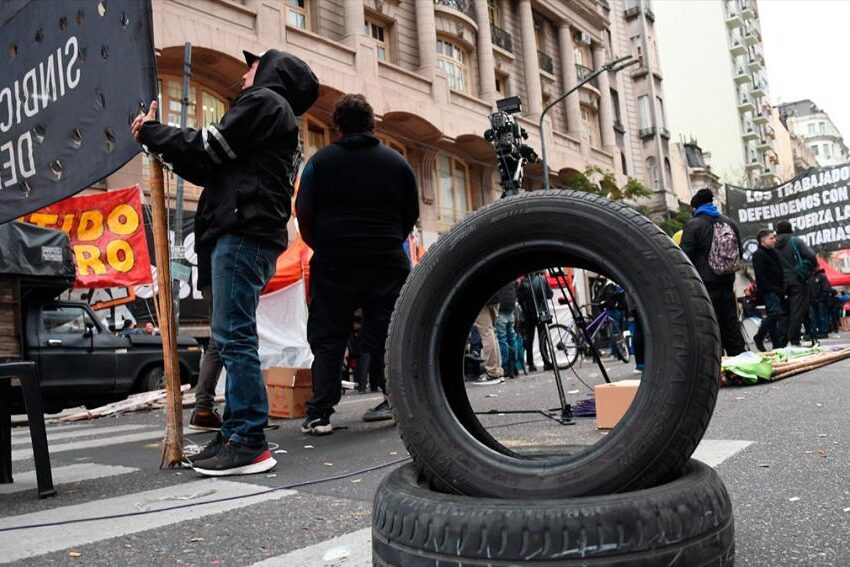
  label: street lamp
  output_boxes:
[539,55,638,191]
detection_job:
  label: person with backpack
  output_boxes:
[680,188,747,356]
[773,220,818,346]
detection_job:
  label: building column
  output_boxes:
[473,0,497,105]
[593,44,616,153]
[415,0,438,77]
[518,0,542,117]
[343,0,364,45]
[558,23,582,140]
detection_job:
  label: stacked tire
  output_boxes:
[376,191,735,565]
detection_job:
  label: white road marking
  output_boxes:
[0,463,139,495]
[692,439,754,467]
[251,527,372,567]
[11,429,207,462]
[11,424,103,438]
[252,439,755,565]
[0,479,296,563]
[10,424,151,447]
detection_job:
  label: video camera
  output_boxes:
[484,96,538,197]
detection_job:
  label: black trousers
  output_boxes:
[521,314,551,367]
[306,261,409,419]
[784,282,809,345]
[707,285,747,356]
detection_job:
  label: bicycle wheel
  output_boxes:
[615,331,631,363]
[547,323,579,369]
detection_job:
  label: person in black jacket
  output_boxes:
[296,94,419,433]
[751,229,786,351]
[132,49,319,475]
[809,267,832,339]
[773,220,818,346]
[517,271,554,371]
[680,188,747,356]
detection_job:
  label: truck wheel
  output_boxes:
[139,366,165,392]
[373,461,734,566]
[386,190,721,498]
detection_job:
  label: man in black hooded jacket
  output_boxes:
[132,50,319,475]
[773,219,818,345]
[296,94,418,434]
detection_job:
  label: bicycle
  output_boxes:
[547,301,630,370]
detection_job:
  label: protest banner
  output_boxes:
[21,186,153,288]
[726,165,850,261]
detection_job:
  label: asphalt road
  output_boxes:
[2,339,850,566]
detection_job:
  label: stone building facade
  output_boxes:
[102,0,679,249]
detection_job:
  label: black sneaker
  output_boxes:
[362,399,393,422]
[301,415,333,435]
[188,408,223,431]
[753,334,766,352]
[185,432,225,464]
[192,440,276,476]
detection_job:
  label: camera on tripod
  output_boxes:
[484,96,539,196]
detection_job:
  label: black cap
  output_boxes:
[690,188,714,208]
[243,50,264,67]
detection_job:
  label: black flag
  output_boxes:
[0,0,157,223]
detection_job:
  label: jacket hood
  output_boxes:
[334,133,381,149]
[775,233,791,248]
[252,49,319,116]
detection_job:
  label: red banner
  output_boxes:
[21,186,153,288]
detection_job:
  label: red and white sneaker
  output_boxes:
[191,440,276,476]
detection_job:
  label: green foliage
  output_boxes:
[564,166,651,201]
[656,205,692,236]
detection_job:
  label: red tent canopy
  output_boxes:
[818,257,850,286]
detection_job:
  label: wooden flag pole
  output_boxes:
[148,157,184,467]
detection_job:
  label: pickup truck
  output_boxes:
[1,222,201,413]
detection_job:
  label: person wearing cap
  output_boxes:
[751,228,786,351]
[132,49,319,475]
[680,188,747,356]
[773,219,818,346]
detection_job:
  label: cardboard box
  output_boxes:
[263,367,313,419]
[594,379,640,429]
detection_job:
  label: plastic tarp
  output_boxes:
[722,346,821,384]
[257,279,312,369]
[818,257,850,287]
[0,221,74,278]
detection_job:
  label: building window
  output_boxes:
[638,95,652,130]
[581,107,599,147]
[646,156,659,189]
[808,123,816,136]
[819,122,827,134]
[811,144,819,156]
[611,89,622,124]
[630,35,643,67]
[495,73,509,98]
[299,115,330,166]
[436,155,470,226]
[286,0,309,30]
[365,18,390,62]
[573,47,584,67]
[656,96,666,128]
[488,0,501,26]
[824,144,833,159]
[437,38,470,93]
[376,133,407,157]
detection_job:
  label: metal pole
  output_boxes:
[172,42,192,330]
[540,56,637,191]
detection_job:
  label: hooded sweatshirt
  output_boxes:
[295,132,419,267]
[140,50,319,257]
[774,233,817,286]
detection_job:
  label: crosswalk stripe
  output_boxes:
[252,438,756,565]
[11,424,103,438]
[0,463,139,495]
[251,527,371,567]
[0,479,296,563]
[11,429,208,462]
[10,425,152,447]
[692,439,754,467]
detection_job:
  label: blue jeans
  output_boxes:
[211,234,280,445]
[495,312,516,374]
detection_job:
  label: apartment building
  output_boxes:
[103,0,680,246]
[654,0,778,188]
[778,99,849,168]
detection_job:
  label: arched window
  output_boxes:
[435,154,470,226]
[436,38,470,94]
[376,133,407,157]
[646,156,659,189]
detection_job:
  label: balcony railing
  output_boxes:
[659,127,670,139]
[575,64,599,88]
[434,0,474,19]
[538,50,554,74]
[490,24,513,52]
[639,126,657,139]
[613,119,625,134]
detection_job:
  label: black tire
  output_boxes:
[138,365,165,392]
[373,460,734,566]
[547,323,579,369]
[386,190,721,498]
[615,331,631,363]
